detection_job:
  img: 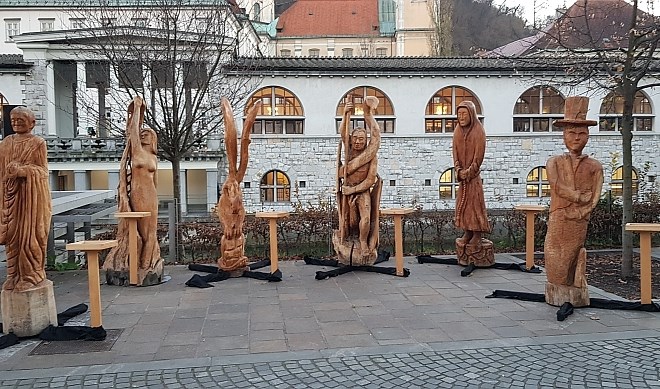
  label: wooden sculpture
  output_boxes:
[452,101,494,267]
[332,96,382,266]
[103,96,163,286]
[545,96,603,307]
[216,97,261,276]
[0,106,57,336]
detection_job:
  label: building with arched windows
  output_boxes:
[3,49,660,213]
[226,57,660,211]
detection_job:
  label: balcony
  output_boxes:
[45,136,225,163]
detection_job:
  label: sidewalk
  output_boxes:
[1,254,660,387]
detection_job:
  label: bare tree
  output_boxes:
[515,0,659,277]
[428,0,455,56]
[62,0,263,221]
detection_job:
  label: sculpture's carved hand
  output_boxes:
[578,191,592,204]
[6,162,25,178]
[344,102,354,115]
[457,168,468,181]
[342,185,356,195]
[364,96,379,112]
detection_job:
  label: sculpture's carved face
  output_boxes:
[10,112,35,134]
[563,126,589,154]
[457,107,471,128]
[140,129,152,145]
[351,129,367,151]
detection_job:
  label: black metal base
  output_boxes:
[417,255,542,277]
[186,259,281,287]
[486,289,660,321]
[304,251,408,280]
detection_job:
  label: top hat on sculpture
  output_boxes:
[554,96,598,128]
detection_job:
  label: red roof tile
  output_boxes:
[276,0,379,37]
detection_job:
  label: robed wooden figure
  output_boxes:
[452,101,494,267]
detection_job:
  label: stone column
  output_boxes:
[45,61,57,136]
[108,170,120,195]
[76,61,87,136]
[49,171,58,191]
[74,170,89,191]
[206,168,218,212]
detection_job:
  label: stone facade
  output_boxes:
[242,134,660,212]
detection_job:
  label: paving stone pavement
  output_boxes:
[1,254,659,388]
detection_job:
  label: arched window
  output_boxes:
[252,2,261,21]
[308,48,320,57]
[513,86,564,132]
[439,168,459,199]
[335,86,395,133]
[425,86,483,133]
[526,166,550,197]
[279,49,291,57]
[245,86,304,134]
[260,170,291,202]
[599,91,653,132]
[611,166,639,197]
[342,48,353,57]
[375,48,387,57]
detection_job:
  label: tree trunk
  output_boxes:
[620,96,635,278]
[171,158,184,259]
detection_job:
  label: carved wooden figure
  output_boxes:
[332,96,382,266]
[216,97,261,275]
[0,106,58,337]
[545,96,603,307]
[452,101,494,267]
[103,97,163,286]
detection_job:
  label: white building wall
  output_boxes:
[236,74,660,213]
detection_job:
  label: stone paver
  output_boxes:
[0,253,659,387]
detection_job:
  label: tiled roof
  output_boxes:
[0,54,31,68]
[276,0,379,37]
[0,0,230,6]
[226,56,575,73]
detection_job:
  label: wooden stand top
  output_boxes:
[380,208,415,216]
[115,211,151,218]
[256,211,290,219]
[625,223,660,233]
[514,205,547,212]
[67,240,118,251]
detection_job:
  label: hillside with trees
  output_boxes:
[430,0,534,56]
